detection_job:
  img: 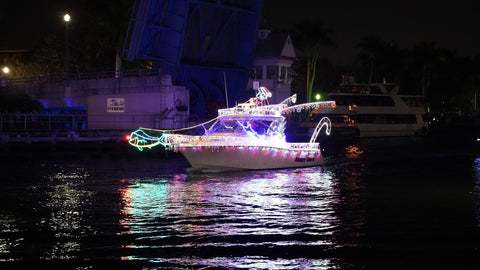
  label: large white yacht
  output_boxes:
[323,83,428,137]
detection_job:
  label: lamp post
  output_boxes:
[64,13,70,78]
[1,66,8,86]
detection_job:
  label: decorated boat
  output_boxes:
[128,87,336,171]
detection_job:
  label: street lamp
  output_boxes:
[1,66,8,87]
[64,13,70,77]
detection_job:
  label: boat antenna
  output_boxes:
[223,72,229,108]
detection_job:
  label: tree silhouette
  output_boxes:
[9,0,136,78]
[357,35,386,83]
[292,20,335,102]
[411,42,443,97]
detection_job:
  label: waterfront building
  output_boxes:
[248,30,296,104]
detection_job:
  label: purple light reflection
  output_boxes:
[474,158,480,227]
[118,168,341,269]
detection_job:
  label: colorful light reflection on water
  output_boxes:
[117,168,344,269]
[3,137,479,269]
[473,158,480,227]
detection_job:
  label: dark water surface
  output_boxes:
[1,134,480,269]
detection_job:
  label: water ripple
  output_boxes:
[114,167,349,269]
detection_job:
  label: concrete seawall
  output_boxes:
[0,130,130,144]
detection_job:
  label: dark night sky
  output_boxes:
[0,0,68,50]
[262,0,480,63]
[1,0,479,65]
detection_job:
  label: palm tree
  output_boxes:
[292,20,334,102]
[357,35,386,83]
[411,42,442,97]
[471,55,480,115]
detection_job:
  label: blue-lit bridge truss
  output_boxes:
[122,0,263,117]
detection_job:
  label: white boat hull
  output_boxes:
[179,146,323,171]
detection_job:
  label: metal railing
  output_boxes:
[0,68,167,87]
[0,114,87,131]
[0,113,192,131]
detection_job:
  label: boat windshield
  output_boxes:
[207,118,284,137]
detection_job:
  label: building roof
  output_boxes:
[254,31,296,59]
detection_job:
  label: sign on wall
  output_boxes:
[107,98,125,113]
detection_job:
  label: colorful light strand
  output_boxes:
[128,90,336,155]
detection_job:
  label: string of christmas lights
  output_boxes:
[128,91,336,153]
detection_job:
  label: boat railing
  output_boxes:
[288,142,319,150]
[218,104,287,116]
[162,133,319,150]
[248,105,285,116]
[165,133,269,146]
[282,101,336,114]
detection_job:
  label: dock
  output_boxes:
[0,112,132,144]
[0,130,130,144]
